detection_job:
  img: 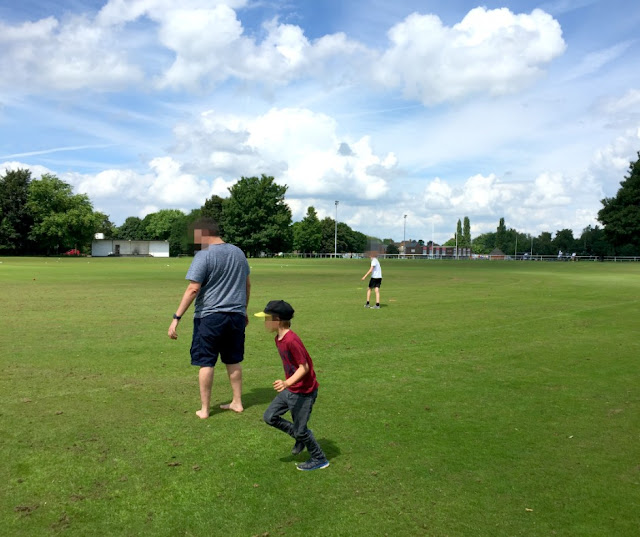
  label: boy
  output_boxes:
[256,300,329,471]
[361,251,382,308]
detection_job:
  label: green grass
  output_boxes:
[1,257,639,536]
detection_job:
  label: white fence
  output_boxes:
[268,252,640,262]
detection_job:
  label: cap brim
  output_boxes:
[254,311,270,318]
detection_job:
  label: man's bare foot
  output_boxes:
[195,409,209,419]
[220,402,244,413]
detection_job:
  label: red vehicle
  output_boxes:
[64,249,81,256]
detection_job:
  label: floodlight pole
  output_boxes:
[334,201,339,257]
[403,215,407,258]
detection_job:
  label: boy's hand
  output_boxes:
[273,379,288,392]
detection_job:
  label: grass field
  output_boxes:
[1,256,639,536]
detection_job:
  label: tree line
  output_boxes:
[0,172,368,257]
[2,152,638,257]
[445,152,640,256]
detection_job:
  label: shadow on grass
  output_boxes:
[242,387,276,410]
[278,437,341,463]
[206,386,275,417]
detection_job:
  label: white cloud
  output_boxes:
[0,161,52,179]
[0,15,143,91]
[591,127,640,193]
[97,0,248,26]
[67,157,220,212]
[374,7,566,104]
[172,107,397,201]
[1,3,565,101]
[564,41,634,81]
[600,89,640,114]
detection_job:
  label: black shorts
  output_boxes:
[190,313,245,367]
[368,278,382,288]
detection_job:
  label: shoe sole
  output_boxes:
[296,461,330,471]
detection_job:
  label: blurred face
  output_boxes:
[263,314,280,332]
[193,228,212,246]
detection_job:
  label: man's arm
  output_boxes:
[273,363,310,392]
[168,281,201,339]
[244,275,251,326]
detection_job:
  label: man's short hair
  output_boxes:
[191,217,221,237]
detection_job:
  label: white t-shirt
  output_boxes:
[371,257,382,278]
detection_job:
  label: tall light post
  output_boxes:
[334,201,339,257]
[403,215,407,258]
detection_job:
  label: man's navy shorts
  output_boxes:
[190,312,245,367]
[368,278,382,288]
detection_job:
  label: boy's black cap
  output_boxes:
[255,300,295,320]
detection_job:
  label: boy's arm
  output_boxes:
[273,363,309,392]
[361,266,373,280]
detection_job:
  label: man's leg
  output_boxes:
[220,363,243,412]
[196,366,214,419]
[220,314,245,413]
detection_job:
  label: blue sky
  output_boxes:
[1,0,639,244]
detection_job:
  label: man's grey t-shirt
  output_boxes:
[185,243,250,318]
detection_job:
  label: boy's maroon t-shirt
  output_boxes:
[275,330,319,394]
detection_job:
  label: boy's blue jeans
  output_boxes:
[263,389,326,461]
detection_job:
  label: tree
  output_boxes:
[462,217,471,247]
[344,225,367,252]
[472,232,496,254]
[224,175,292,256]
[386,242,399,255]
[293,206,323,253]
[535,231,554,255]
[579,225,612,257]
[456,219,463,246]
[598,151,640,254]
[201,195,226,237]
[495,217,507,251]
[95,212,117,239]
[116,217,145,240]
[553,229,576,254]
[0,168,33,253]
[27,174,101,254]
[142,209,185,240]
[166,210,191,257]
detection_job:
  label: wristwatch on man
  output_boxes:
[173,313,181,320]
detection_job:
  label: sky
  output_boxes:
[1,0,639,244]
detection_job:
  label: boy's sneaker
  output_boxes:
[373,305,380,309]
[296,459,330,471]
[364,304,370,308]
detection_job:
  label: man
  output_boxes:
[168,218,250,418]
[361,251,382,309]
